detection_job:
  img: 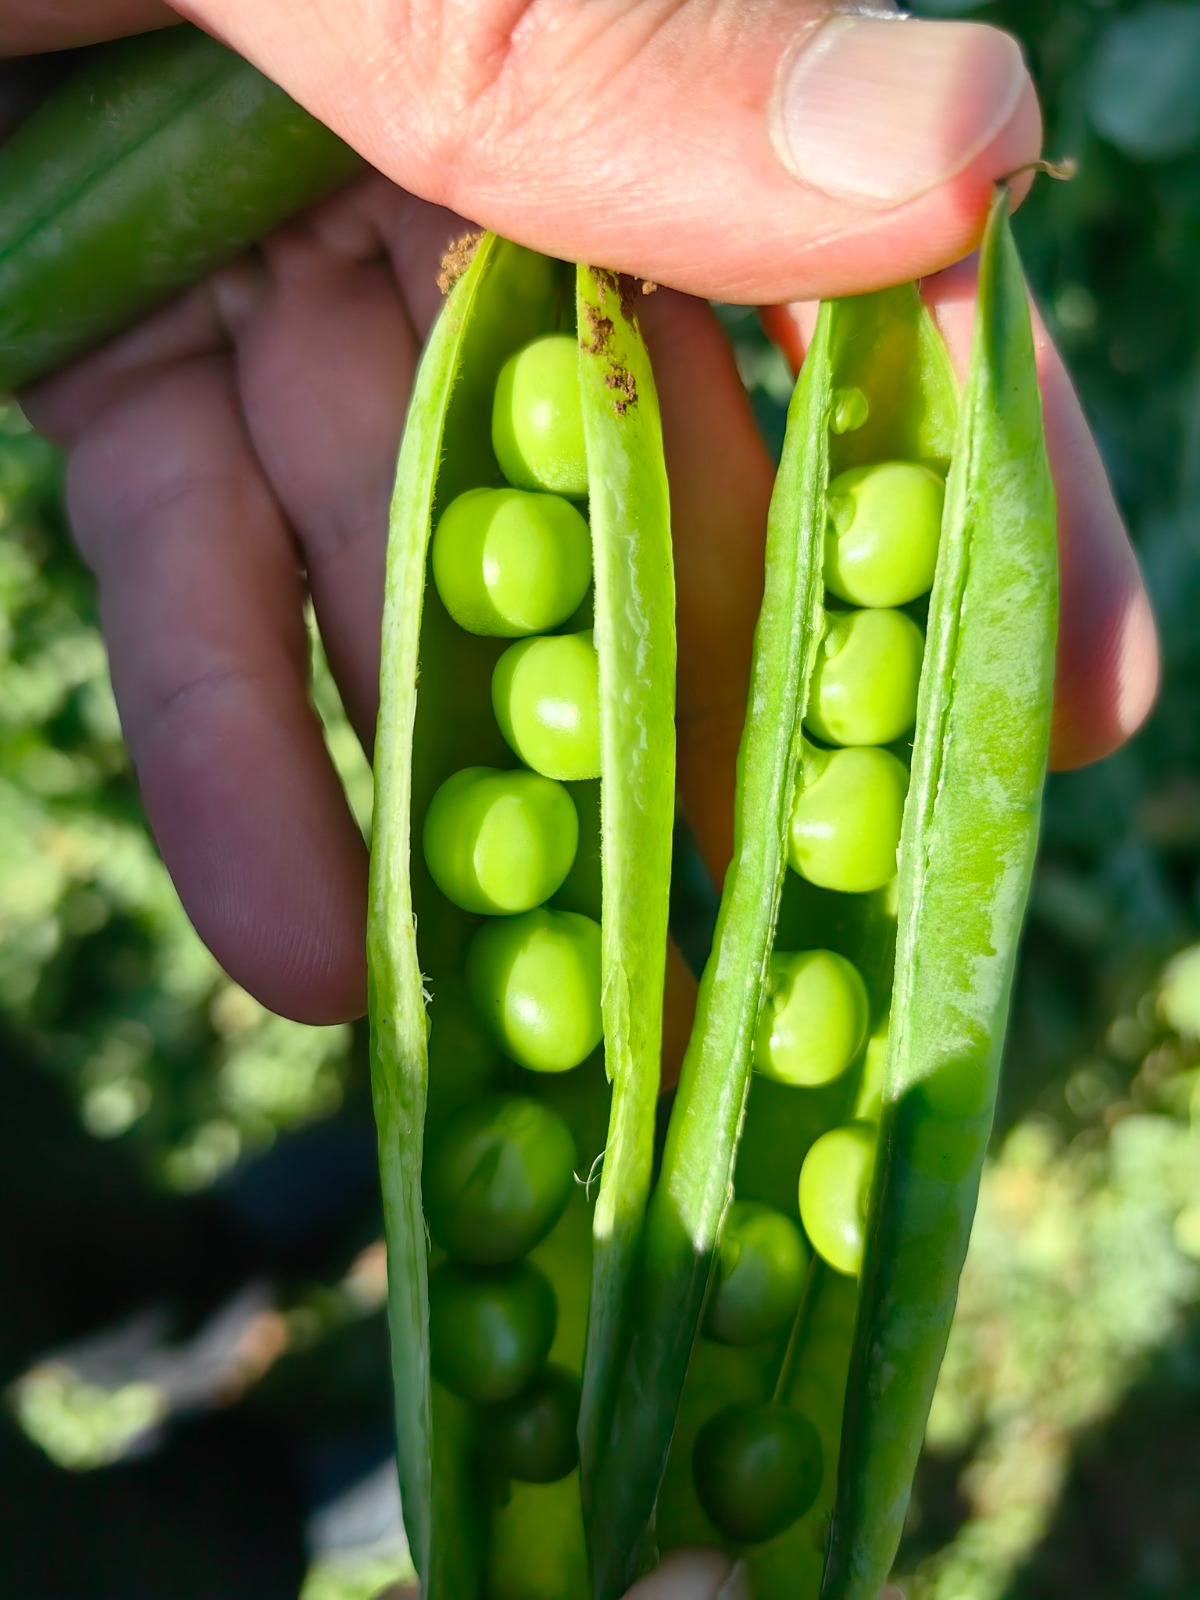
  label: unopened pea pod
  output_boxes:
[368,237,675,1597]
[0,27,361,392]
[594,189,1056,1600]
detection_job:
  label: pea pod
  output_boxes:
[368,237,675,1596]
[0,26,361,392]
[595,188,1057,1599]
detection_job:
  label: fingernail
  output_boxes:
[716,1559,751,1600]
[775,15,1028,206]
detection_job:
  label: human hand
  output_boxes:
[12,4,1156,1023]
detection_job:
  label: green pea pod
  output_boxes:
[0,26,361,392]
[821,186,1057,1600]
[368,236,675,1597]
[594,188,1056,1599]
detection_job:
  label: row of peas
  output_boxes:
[419,332,606,1487]
[688,449,947,1544]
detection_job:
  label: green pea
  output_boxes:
[423,766,579,916]
[467,908,603,1073]
[788,744,908,895]
[484,1364,582,1483]
[431,487,593,638]
[692,1403,823,1546]
[753,949,869,1089]
[830,386,869,435]
[824,461,944,608]
[704,1201,810,1347]
[492,632,601,782]
[805,608,925,748]
[429,1260,557,1404]
[493,333,588,497]
[797,1121,877,1277]
[424,1093,577,1266]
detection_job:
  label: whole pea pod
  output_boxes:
[368,235,675,1597]
[593,188,1057,1599]
[0,26,360,392]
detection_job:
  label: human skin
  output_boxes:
[3,5,1160,1592]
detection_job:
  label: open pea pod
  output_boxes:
[368,236,675,1598]
[593,189,1057,1599]
[0,25,360,392]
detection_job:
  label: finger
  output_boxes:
[641,291,775,886]
[923,258,1159,769]
[210,187,423,747]
[26,177,469,746]
[181,0,1039,303]
[0,0,175,53]
[21,276,227,443]
[625,1549,748,1600]
[64,353,368,1022]
[764,270,1160,771]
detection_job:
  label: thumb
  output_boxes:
[174,0,1039,303]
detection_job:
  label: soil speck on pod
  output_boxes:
[582,299,638,415]
[604,368,638,415]
[581,308,614,357]
[437,230,484,295]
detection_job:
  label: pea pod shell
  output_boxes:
[588,263,837,1600]
[822,188,1057,1600]
[593,193,1054,1600]
[368,236,674,1596]
[0,27,360,391]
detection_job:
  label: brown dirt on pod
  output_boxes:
[582,292,639,416]
[437,230,484,295]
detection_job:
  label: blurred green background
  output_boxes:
[2,2,1200,1596]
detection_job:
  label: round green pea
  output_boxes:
[693,1403,823,1545]
[429,1260,556,1404]
[467,908,603,1073]
[424,1094,577,1266]
[754,949,870,1088]
[704,1201,810,1347]
[805,608,925,747]
[485,1365,581,1483]
[431,487,592,638]
[798,1121,877,1277]
[788,745,908,894]
[824,461,944,607]
[423,766,579,915]
[493,334,588,497]
[492,632,601,782]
